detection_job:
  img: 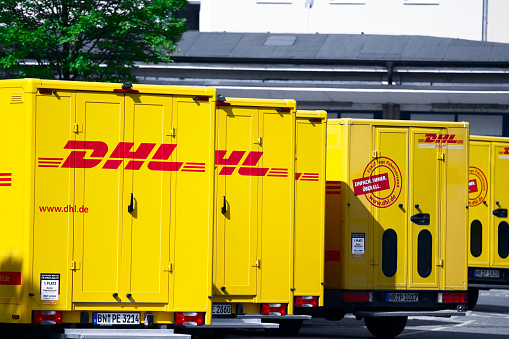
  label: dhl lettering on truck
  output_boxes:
[418,134,464,149]
[36,141,301,179]
[216,150,318,180]
[51,141,205,172]
[500,147,509,159]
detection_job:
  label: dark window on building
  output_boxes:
[174,3,200,31]
[382,229,397,277]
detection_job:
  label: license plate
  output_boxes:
[386,293,418,302]
[93,313,140,325]
[474,269,500,278]
[212,304,232,315]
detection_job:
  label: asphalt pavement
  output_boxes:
[226,289,509,339]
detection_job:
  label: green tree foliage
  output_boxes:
[0,0,188,81]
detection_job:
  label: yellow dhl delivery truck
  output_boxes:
[0,79,219,332]
[325,119,469,338]
[467,136,509,310]
[208,101,326,335]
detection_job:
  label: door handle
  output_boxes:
[493,209,508,218]
[128,193,134,213]
[410,213,430,225]
[221,196,227,214]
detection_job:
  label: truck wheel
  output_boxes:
[468,288,479,310]
[264,319,303,336]
[364,316,407,338]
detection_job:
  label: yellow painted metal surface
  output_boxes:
[325,119,469,292]
[294,111,327,307]
[0,79,216,324]
[213,98,296,310]
[469,136,509,270]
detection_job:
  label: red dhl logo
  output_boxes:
[36,141,317,180]
[326,181,341,194]
[418,134,463,144]
[216,150,318,180]
[0,173,12,187]
[500,148,509,155]
[39,141,205,172]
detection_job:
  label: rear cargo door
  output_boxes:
[408,128,443,289]
[122,94,171,303]
[73,93,125,302]
[491,143,509,268]
[214,106,259,296]
[33,91,75,308]
[294,117,325,299]
[259,108,295,302]
[372,128,408,289]
[468,142,491,268]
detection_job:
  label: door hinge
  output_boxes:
[72,123,83,134]
[372,150,381,158]
[436,259,444,267]
[166,127,176,137]
[164,262,173,272]
[437,152,445,161]
[253,136,262,145]
[370,258,378,265]
[252,258,261,268]
[70,261,81,270]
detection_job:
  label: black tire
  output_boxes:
[364,316,407,338]
[468,288,479,310]
[264,319,304,336]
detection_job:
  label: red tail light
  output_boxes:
[261,303,287,316]
[295,296,318,307]
[32,311,62,325]
[175,312,204,326]
[437,292,468,303]
[341,291,372,303]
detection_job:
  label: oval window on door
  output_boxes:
[382,229,397,277]
[470,220,482,257]
[498,221,509,259]
[417,230,432,278]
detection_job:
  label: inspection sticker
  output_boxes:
[352,233,365,258]
[41,273,60,303]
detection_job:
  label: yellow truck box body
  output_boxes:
[0,79,216,324]
[468,136,509,288]
[325,119,468,311]
[212,97,296,314]
[294,111,327,308]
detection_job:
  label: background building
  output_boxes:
[198,0,509,43]
[136,0,509,136]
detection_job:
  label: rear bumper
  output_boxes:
[468,267,509,288]
[324,289,467,313]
